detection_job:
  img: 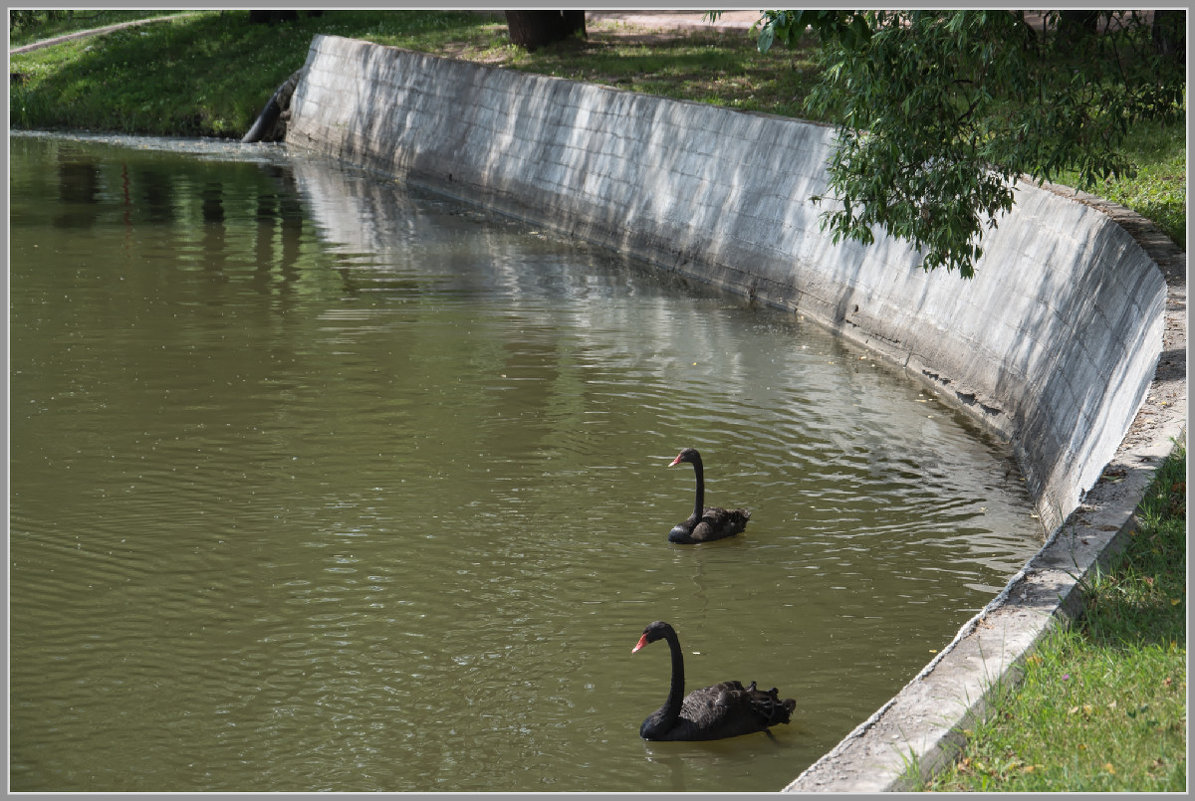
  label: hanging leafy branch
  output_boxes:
[749,10,1185,277]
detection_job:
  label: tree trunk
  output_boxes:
[248,10,299,24]
[505,11,586,51]
[1055,10,1100,44]
[1151,10,1185,61]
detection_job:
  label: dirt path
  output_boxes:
[10,13,198,55]
[11,9,1155,56]
[586,9,758,31]
[10,10,756,57]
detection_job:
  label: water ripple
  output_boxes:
[10,135,1041,793]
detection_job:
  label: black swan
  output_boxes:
[632,620,796,741]
[667,447,750,543]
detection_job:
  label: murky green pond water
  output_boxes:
[9,133,1042,792]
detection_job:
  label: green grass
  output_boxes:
[10,10,496,137]
[1055,117,1188,248]
[478,23,824,121]
[922,444,1187,792]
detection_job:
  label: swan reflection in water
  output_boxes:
[638,722,795,793]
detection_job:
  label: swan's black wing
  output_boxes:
[687,507,750,543]
[664,680,793,740]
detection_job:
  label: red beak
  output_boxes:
[632,633,649,653]
[668,454,682,467]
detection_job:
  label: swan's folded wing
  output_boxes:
[688,519,716,542]
[679,680,747,723]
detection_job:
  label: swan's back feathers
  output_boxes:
[655,680,795,741]
[669,506,750,544]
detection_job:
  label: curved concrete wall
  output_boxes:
[283,35,1186,790]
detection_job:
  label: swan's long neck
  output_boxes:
[661,627,686,726]
[691,457,705,519]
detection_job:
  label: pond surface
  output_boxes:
[9,133,1042,792]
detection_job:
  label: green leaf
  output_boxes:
[757,24,775,54]
[755,9,1183,276]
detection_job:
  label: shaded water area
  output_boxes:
[10,133,1043,792]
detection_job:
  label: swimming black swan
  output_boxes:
[632,620,796,741]
[667,447,750,544]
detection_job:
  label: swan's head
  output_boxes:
[668,448,701,467]
[632,620,675,653]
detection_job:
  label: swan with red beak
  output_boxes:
[632,620,795,740]
[665,447,750,544]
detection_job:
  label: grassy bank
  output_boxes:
[921,444,1187,791]
[9,11,497,138]
[9,10,1185,247]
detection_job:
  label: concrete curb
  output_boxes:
[279,35,1187,791]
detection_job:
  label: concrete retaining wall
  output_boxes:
[283,34,1186,791]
